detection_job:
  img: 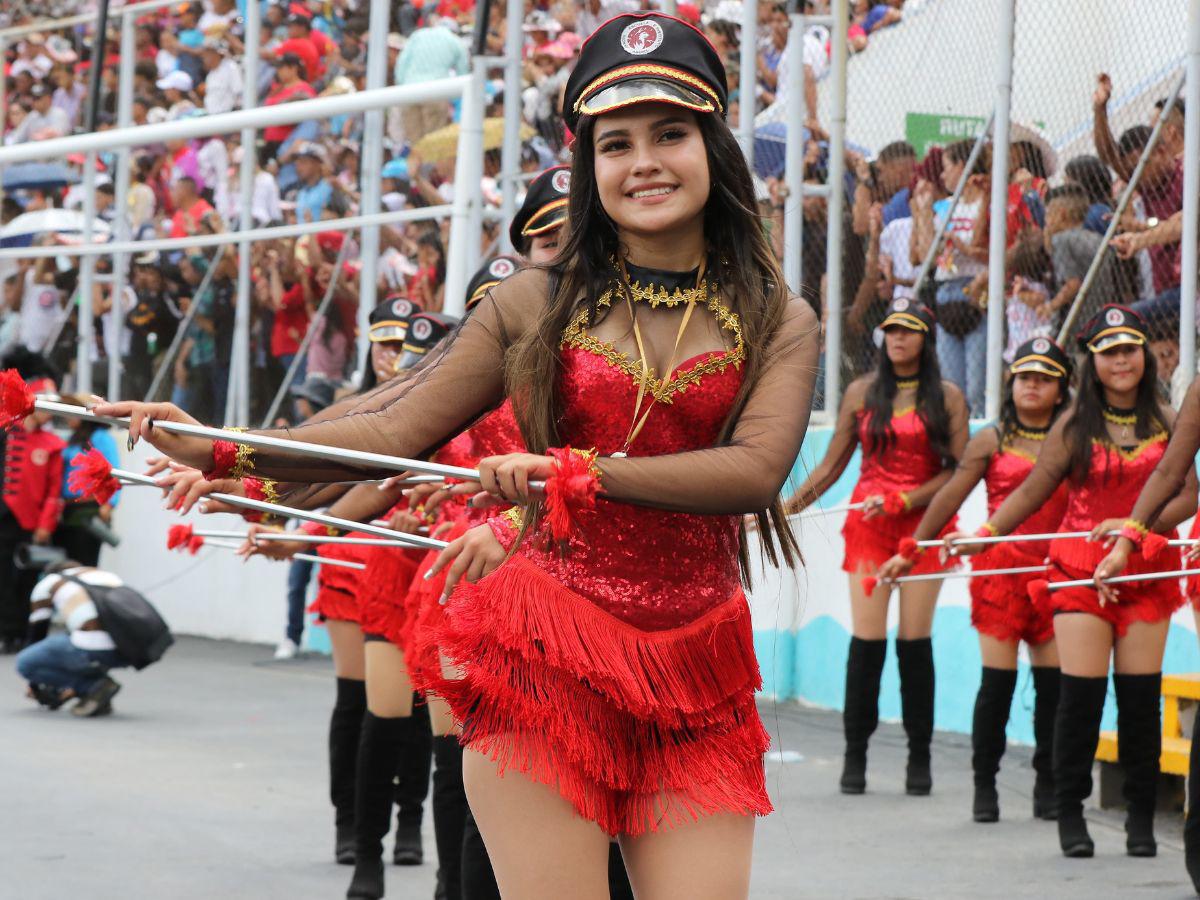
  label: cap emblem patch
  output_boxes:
[620,20,663,56]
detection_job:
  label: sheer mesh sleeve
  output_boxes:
[782,377,866,514]
[903,383,969,510]
[594,298,820,514]
[911,427,995,541]
[986,415,1073,536]
[1128,378,1200,529]
[238,270,548,482]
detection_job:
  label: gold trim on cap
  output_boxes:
[522,198,569,236]
[467,279,501,309]
[880,312,929,332]
[1087,326,1146,353]
[1010,354,1067,377]
[575,63,723,113]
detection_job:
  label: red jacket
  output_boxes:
[2,426,66,533]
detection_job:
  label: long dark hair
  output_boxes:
[506,109,804,579]
[862,330,953,466]
[1064,346,1165,481]
[998,372,1069,441]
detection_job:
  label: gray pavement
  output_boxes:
[3,636,1196,899]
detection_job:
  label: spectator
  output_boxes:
[394,17,469,141]
[9,83,70,143]
[292,142,334,223]
[156,69,198,118]
[1003,238,1053,362]
[912,139,991,416]
[262,54,316,152]
[1063,155,1114,236]
[50,64,86,130]
[410,230,447,313]
[169,175,214,239]
[16,256,63,353]
[1114,124,1184,298]
[575,0,639,39]
[200,37,243,114]
[1041,184,1120,331]
[172,254,219,422]
[126,252,181,399]
[11,36,53,80]
[853,140,916,234]
[272,17,324,84]
[197,0,239,34]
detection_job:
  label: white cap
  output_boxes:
[156,70,194,92]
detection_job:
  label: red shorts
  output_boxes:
[969,542,1052,645]
[358,544,422,645]
[841,506,956,576]
[307,539,368,624]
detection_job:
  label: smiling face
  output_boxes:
[1012,371,1061,417]
[592,103,710,240]
[1093,343,1145,395]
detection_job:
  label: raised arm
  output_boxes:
[910,424,994,542]
[781,375,866,515]
[1126,381,1200,530]
[984,413,1073,536]
[596,298,821,515]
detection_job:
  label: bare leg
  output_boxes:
[1028,637,1060,668]
[364,641,413,718]
[619,808,755,900]
[327,618,366,680]
[429,696,458,737]
[848,564,890,639]
[463,747,611,900]
[979,634,1020,670]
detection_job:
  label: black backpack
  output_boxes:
[62,574,174,671]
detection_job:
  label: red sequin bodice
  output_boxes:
[850,407,942,502]
[514,345,744,631]
[986,447,1068,550]
[468,400,525,460]
[1060,437,1167,532]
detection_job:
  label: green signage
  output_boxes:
[905,112,988,159]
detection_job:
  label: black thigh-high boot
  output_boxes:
[461,809,499,900]
[840,637,887,794]
[607,841,635,900]
[972,667,1017,822]
[1031,666,1061,820]
[1185,705,1200,893]
[896,637,935,796]
[394,696,431,865]
[330,677,367,864]
[1115,672,1162,857]
[347,713,408,899]
[432,735,467,900]
[1054,674,1107,858]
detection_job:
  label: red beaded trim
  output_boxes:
[205,439,239,481]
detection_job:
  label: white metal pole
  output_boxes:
[0,38,6,210]
[783,11,806,293]
[444,66,483,315]
[229,0,261,426]
[824,0,849,415]
[356,0,390,371]
[1181,0,1200,386]
[985,0,1015,422]
[499,0,523,252]
[108,13,136,399]
[78,156,97,396]
[467,57,487,275]
[738,0,757,167]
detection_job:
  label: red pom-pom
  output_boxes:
[882,492,907,516]
[862,576,879,595]
[0,369,35,431]
[544,447,599,541]
[188,535,205,554]
[205,439,238,480]
[1141,532,1168,562]
[1028,579,1052,606]
[898,537,920,560]
[66,447,119,505]
[167,523,194,550]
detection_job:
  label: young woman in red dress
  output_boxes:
[98,14,819,898]
[879,337,1072,823]
[784,298,969,797]
[954,306,1196,859]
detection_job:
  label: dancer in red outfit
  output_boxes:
[955,306,1196,860]
[784,297,968,797]
[98,14,820,898]
[879,337,1072,823]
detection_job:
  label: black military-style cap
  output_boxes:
[368,294,422,343]
[1009,336,1071,379]
[509,165,571,250]
[562,12,727,133]
[465,256,521,311]
[398,311,459,370]
[1077,304,1147,353]
[879,297,936,333]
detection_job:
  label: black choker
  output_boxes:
[1011,421,1049,441]
[1103,405,1137,426]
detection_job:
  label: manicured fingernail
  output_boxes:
[439,593,449,606]
[423,569,434,580]
[127,434,135,451]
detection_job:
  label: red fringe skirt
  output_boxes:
[969,541,1053,645]
[413,554,772,837]
[1043,536,1183,637]
[841,507,956,575]
[403,519,470,687]
[358,543,423,645]
[307,539,368,624]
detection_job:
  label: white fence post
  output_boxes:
[1181,0,1200,386]
[108,12,136,399]
[356,0,391,370]
[444,69,484,316]
[738,0,757,168]
[823,0,849,415]
[499,0,524,253]
[985,0,1015,421]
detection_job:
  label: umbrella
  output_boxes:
[2,162,80,191]
[0,209,112,249]
[414,117,535,164]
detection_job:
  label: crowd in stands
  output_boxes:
[0,0,1190,421]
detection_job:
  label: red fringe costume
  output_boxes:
[307,526,371,625]
[1185,515,1200,612]
[841,407,956,575]
[413,344,773,838]
[356,499,424,644]
[1042,437,1183,636]
[970,447,1067,645]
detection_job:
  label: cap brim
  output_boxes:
[368,323,408,342]
[466,280,501,310]
[521,198,569,237]
[1010,356,1067,378]
[579,77,715,119]
[880,312,929,332]
[1088,329,1146,353]
[396,349,426,370]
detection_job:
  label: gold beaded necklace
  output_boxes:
[896,377,919,390]
[1103,406,1137,441]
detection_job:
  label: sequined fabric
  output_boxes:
[1059,438,1168,533]
[510,345,743,632]
[464,400,525,529]
[985,448,1068,554]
